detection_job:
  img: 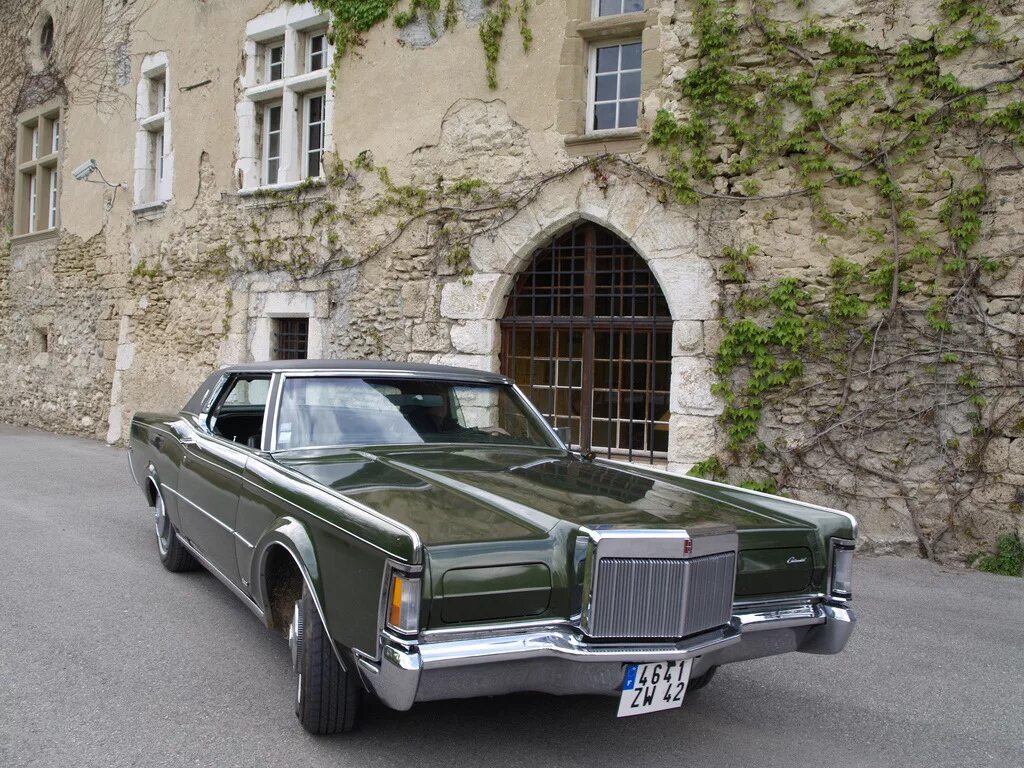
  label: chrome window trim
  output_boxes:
[269,374,555,453]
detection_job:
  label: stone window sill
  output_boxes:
[238,178,326,197]
[564,129,643,156]
[132,200,168,217]
[576,12,650,41]
[9,228,58,245]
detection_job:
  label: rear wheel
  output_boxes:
[291,584,362,734]
[153,485,198,572]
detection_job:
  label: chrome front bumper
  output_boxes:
[355,600,855,711]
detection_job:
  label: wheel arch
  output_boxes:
[252,519,337,653]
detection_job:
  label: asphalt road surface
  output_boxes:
[1,424,1022,768]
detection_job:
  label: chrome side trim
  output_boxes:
[177,535,266,624]
[161,484,233,533]
[233,530,255,549]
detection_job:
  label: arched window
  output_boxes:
[39,16,54,58]
[500,223,673,461]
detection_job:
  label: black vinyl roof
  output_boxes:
[216,359,508,382]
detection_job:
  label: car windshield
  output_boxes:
[274,376,559,451]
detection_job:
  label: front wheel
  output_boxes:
[290,585,362,734]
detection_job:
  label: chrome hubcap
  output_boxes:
[154,492,171,555]
[288,600,304,673]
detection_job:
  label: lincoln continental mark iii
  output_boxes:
[128,360,857,734]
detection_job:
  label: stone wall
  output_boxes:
[1,0,1021,562]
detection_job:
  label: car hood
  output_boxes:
[273,445,816,546]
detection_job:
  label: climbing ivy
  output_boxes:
[652,0,1024,563]
[307,0,531,87]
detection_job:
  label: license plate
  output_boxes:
[617,659,692,718]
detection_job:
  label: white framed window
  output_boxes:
[155,131,165,181]
[587,41,642,132]
[265,40,284,82]
[28,174,37,234]
[153,76,166,114]
[594,0,644,17]
[263,102,283,185]
[47,168,58,228]
[303,92,326,179]
[13,101,61,236]
[237,4,335,191]
[307,30,327,72]
[134,52,173,207]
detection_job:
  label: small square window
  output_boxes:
[272,318,309,360]
[266,41,284,82]
[589,41,642,131]
[34,326,51,354]
[307,31,327,72]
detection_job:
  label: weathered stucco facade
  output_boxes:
[1,0,1022,565]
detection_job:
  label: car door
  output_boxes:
[175,373,271,587]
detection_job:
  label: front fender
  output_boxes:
[250,516,324,624]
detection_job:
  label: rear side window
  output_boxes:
[222,377,270,406]
[208,374,272,448]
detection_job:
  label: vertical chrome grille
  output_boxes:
[585,552,736,639]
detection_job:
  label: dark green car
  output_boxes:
[128,361,856,733]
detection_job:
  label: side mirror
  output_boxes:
[554,426,571,445]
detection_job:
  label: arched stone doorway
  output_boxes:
[500,222,672,462]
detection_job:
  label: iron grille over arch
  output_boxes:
[500,222,673,462]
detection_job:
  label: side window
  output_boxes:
[222,377,270,406]
[208,375,271,448]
